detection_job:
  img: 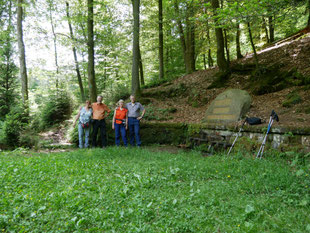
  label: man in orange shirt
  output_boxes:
[92,95,111,148]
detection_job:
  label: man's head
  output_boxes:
[130,95,136,103]
[97,95,103,103]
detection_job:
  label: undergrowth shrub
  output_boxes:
[40,91,72,130]
[1,105,28,147]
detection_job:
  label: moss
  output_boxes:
[249,65,309,95]
[282,91,302,107]
[230,63,256,75]
[207,71,231,89]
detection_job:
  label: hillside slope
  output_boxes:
[142,32,310,128]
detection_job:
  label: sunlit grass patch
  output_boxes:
[0,147,309,232]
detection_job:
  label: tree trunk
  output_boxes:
[203,54,207,70]
[268,16,274,42]
[131,0,141,96]
[17,0,28,106]
[247,22,259,69]
[174,0,188,72]
[158,0,164,79]
[138,47,144,86]
[189,20,196,72]
[262,17,270,43]
[224,29,230,64]
[87,0,97,102]
[211,0,229,72]
[236,23,243,59]
[208,49,213,67]
[308,0,310,27]
[66,2,85,102]
[206,19,213,67]
[49,2,59,89]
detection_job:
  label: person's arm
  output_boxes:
[73,107,82,127]
[106,105,111,118]
[125,111,128,130]
[112,109,116,130]
[137,104,145,120]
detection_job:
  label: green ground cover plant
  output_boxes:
[0,148,309,232]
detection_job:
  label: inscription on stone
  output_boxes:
[205,89,252,123]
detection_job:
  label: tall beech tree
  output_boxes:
[17,0,28,105]
[158,0,164,79]
[131,0,141,96]
[87,0,97,102]
[66,1,85,101]
[173,0,196,73]
[211,0,229,72]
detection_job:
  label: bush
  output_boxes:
[40,91,72,130]
[2,105,28,147]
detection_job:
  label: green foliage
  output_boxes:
[0,149,309,232]
[39,91,72,130]
[1,105,28,148]
[102,83,130,106]
[282,91,302,107]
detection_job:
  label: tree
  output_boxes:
[236,23,243,59]
[48,0,60,88]
[0,0,18,118]
[17,0,28,106]
[174,0,196,73]
[132,0,141,96]
[211,0,229,72]
[66,1,86,101]
[158,0,164,79]
[87,0,97,102]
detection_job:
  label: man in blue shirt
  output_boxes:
[125,95,146,147]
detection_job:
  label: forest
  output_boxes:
[0,0,310,148]
[0,0,310,231]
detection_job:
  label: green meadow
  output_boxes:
[0,148,309,232]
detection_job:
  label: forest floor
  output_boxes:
[142,31,310,128]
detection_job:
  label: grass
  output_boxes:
[0,147,309,232]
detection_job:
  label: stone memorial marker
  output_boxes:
[205,89,252,123]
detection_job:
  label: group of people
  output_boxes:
[73,95,145,148]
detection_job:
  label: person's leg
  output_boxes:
[120,124,128,147]
[99,120,107,147]
[128,118,135,146]
[92,120,99,147]
[78,123,84,149]
[134,119,141,147]
[115,123,121,146]
[84,126,90,148]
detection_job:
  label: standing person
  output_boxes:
[112,99,128,147]
[73,100,93,148]
[92,95,111,148]
[126,95,146,147]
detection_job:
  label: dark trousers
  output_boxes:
[114,123,128,146]
[92,119,107,147]
[128,117,141,146]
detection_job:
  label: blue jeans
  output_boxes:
[128,117,141,146]
[114,123,127,146]
[78,123,90,148]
